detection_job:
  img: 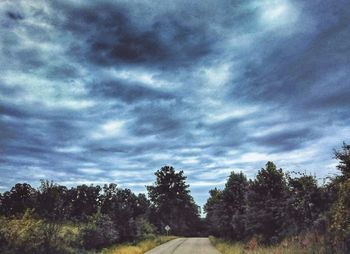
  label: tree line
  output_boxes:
[0,143,349,253]
[0,166,201,253]
[204,143,350,252]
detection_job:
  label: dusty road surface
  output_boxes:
[145,237,221,254]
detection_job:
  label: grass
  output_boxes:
[101,236,177,254]
[209,236,329,254]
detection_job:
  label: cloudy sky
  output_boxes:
[0,0,349,207]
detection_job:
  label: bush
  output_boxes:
[0,210,72,254]
[329,178,350,251]
[0,217,8,248]
[80,213,119,249]
[135,216,156,240]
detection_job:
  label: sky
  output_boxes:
[0,0,349,207]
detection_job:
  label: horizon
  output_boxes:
[1,0,349,209]
[0,159,342,211]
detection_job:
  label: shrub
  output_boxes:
[135,216,156,240]
[329,178,350,251]
[80,213,119,249]
[0,210,71,254]
[0,216,8,248]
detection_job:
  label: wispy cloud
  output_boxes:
[0,0,349,207]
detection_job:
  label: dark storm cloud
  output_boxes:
[0,0,349,208]
[0,116,83,158]
[6,11,24,21]
[53,1,214,68]
[253,128,320,152]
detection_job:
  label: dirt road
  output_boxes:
[145,237,221,254]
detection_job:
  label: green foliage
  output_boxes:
[204,172,248,240]
[253,161,287,199]
[80,213,119,249]
[334,142,350,178]
[0,168,185,252]
[36,180,70,220]
[101,184,148,241]
[246,162,288,244]
[0,210,76,254]
[204,188,224,235]
[329,143,350,251]
[204,162,327,244]
[69,184,101,220]
[209,236,328,254]
[222,172,248,240]
[205,162,290,244]
[147,166,201,236]
[205,142,350,253]
[286,173,324,235]
[329,178,350,250]
[134,216,157,239]
[1,183,36,216]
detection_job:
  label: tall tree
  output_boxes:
[221,172,248,240]
[101,184,149,241]
[36,180,70,220]
[246,162,288,243]
[204,188,224,236]
[147,166,200,236]
[204,172,249,240]
[286,174,323,235]
[69,184,101,220]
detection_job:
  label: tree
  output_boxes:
[330,178,350,251]
[68,184,101,220]
[334,142,350,178]
[0,192,3,215]
[286,174,323,235]
[221,172,248,240]
[36,180,70,220]
[135,193,151,217]
[101,184,148,241]
[204,188,224,236]
[1,183,37,216]
[329,143,350,251]
[246,162,288,243]
[147,166,200,236]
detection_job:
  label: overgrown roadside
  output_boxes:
[101,236,177,254]
[209,236,328,254]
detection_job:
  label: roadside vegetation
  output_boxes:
[102,236,177,254]
[205,143,350,253]
[210,236,328,254]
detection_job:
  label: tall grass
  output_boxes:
[0,213,82,254]
[102,236,177,254]
[209,236,330,254]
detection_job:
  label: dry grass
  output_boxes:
[209,236,328,254]
[102,236,177,254]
